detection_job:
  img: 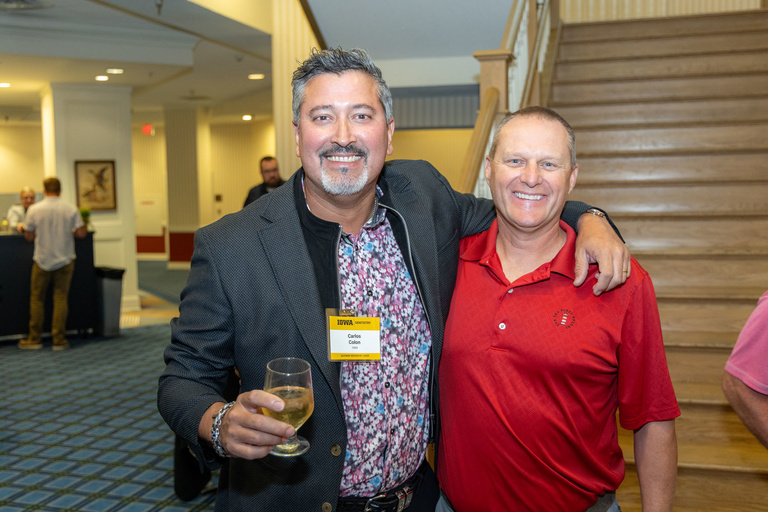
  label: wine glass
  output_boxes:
[262,357,314,457]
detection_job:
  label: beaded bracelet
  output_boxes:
[211,401,236,458]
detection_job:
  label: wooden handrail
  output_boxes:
[458,87,500,194]
[522,0,551,107]
[538,18,563,108]
[462,0,561,195]
[499,0,527,50]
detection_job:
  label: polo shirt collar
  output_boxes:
[460,219,577,284]
[551,221,576,280]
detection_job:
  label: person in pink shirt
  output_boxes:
[723,290,768,449]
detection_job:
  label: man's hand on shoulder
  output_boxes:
[573,213,631,296]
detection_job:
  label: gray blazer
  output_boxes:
[159,159,493,510]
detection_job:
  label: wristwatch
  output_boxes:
[584,208,606,219]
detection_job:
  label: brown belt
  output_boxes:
[585,491,616,512]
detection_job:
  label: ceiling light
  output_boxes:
[242,115,252,121]
[0,83,10,88]
[95,75,109,82]
[106,68,124,74]
[248,73,265,80]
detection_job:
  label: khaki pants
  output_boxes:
[28,261,75,345]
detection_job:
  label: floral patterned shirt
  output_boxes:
[338,200,431,497]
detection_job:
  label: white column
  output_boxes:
[40,83,139,312]
[272,0,319,177]
[164,107,204,267]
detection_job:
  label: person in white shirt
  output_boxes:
[6,186,36,233]
[18,178,87,351]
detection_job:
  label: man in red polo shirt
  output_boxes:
[437,107,680,512]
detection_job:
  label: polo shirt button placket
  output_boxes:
[499,322,506,330]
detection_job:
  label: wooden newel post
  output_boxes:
[473,49,514,113]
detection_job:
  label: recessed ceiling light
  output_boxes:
[0,83,10,88]
[242,115,252,121]
[95,75,109,82]
[106,68,124,74]
[248,73,265,80]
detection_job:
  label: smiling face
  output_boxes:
[293,70,394,203]
[485,115,578,236]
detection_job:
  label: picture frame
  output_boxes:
[75,160,117,211]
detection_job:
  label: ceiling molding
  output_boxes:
[297,0,327,50]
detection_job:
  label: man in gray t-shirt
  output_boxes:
[19,177,86,351]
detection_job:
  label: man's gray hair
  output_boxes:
[291,47,393,125]
[489,106,576,168]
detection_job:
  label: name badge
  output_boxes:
[327,309,381,361]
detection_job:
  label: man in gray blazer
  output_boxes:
[158,48,629,512]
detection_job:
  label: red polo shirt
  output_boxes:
[437,220,679,512]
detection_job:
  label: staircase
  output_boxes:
[550,10,768,511]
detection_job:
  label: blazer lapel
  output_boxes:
[382,172,442,350]
[257,190,344,415]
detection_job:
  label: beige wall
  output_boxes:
[211,119,276,216]
[561,0,761,22]
[5,119,275,238]
[189,0,273,34]
[132,125,168,236]
[131,119,276,237]
[388,128,474,191]
[272,0,320,178]
[0,125,45,193]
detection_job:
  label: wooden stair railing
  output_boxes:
[521,0,554,108]
[459,0,560,193]
[456,87,499,195]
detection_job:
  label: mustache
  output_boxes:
[320,144,368,158]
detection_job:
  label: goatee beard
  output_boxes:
[321,163,368,196]
[319,144,369,196]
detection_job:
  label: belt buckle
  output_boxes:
[363,493,387,512]
[363,484,413,512]
[395,485,414,512]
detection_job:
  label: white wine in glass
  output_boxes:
[262,357,314,457]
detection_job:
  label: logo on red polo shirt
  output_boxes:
[553,309,576,329]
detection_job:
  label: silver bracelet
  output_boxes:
[211,401,236,458]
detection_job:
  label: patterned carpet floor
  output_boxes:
[0,324,216,512]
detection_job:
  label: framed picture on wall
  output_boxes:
[75,160,117,211]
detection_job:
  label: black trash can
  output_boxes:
[95,267,125,337]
